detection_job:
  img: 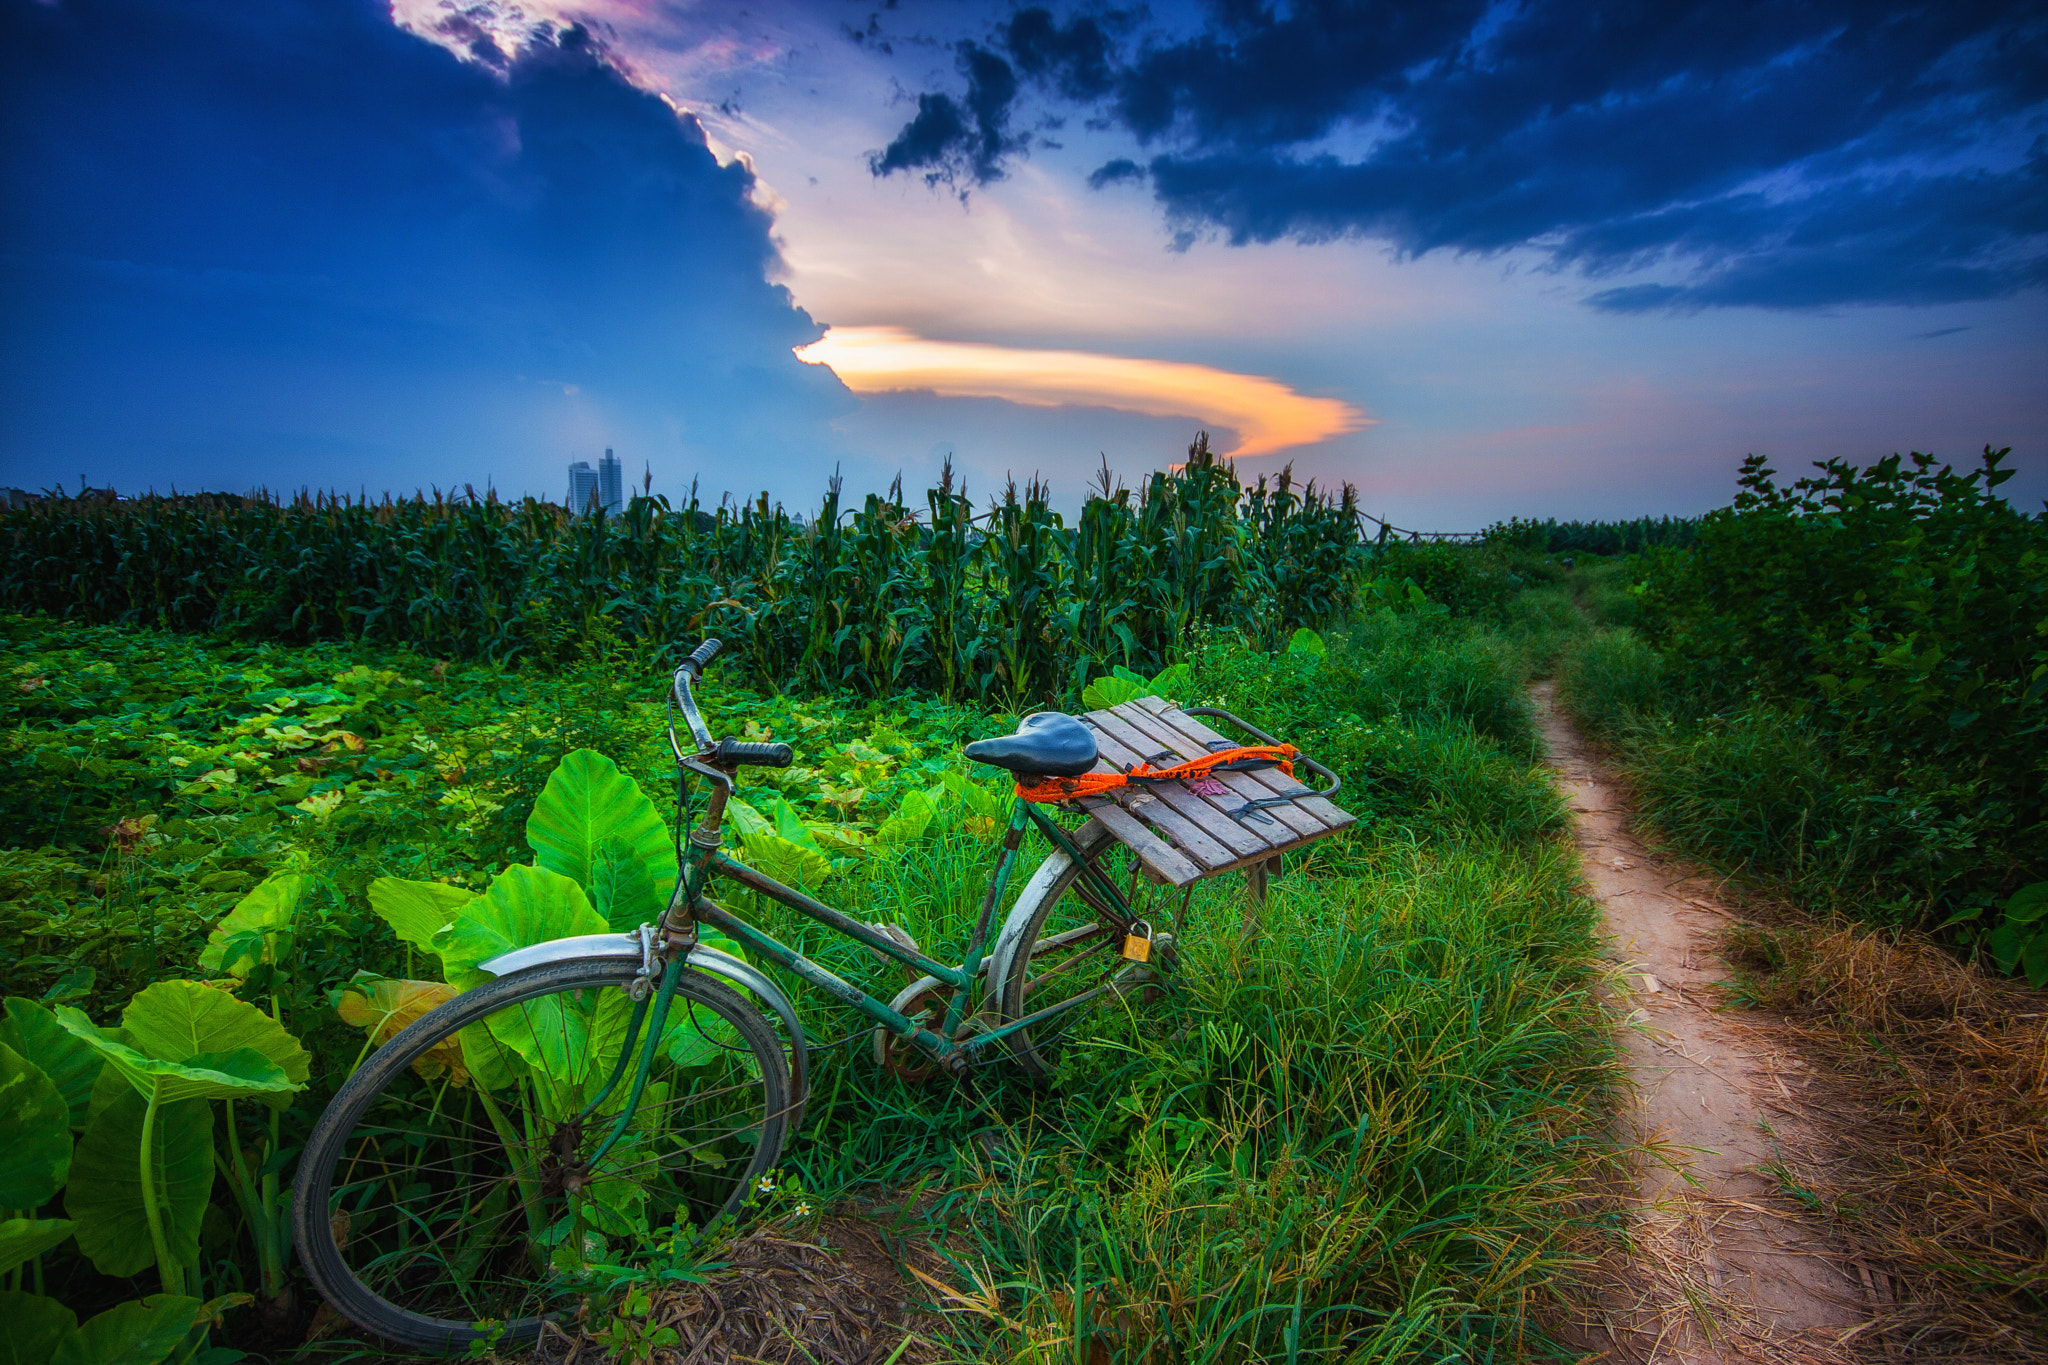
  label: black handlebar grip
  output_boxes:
[680,637,723,678]
[716,738,794,769]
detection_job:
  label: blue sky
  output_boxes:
[3,0,2043,526]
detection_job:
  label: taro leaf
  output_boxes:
[1080,675,1146,710]
[939,769,1004,821]
[1287,628,1327,657]
[54,1293,204,1365]
[2003,881,2048,925]
[738,831,832,889]
[118,982,310,1103]
[435,865,607,990]
[457,1021,525,1093]
[2,998,105,1130]
[724,797,771,840]
[0,1218,74,1276]
[2025,931,2048,991]
[526,749,675,904]
[335,979,463,1082]
[54,1011,294,1107]
[1149,661,1192,699]
[765,795,824,853]
[197,874,313,978]
[0,1289,77,1365]
[482,977,633,1105]
[367,878,477,954]
[1990,920,2026,974]
[38,968,94,1008]
[66,1091,213,1278]
[0,1043,72,1208]
[875,790,935,846]
[809,824,871,857]
[590,837,664,934]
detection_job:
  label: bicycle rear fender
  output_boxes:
[477,935,809,1130]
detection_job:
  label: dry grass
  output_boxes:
[1723,917,2048,1361]
[523,1216,958,1365]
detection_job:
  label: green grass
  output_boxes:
[2,603,1619,1361]
[1557,624,2001,927]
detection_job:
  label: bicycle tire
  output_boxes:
[996,819,1182,1079]
[293,958,791,1355]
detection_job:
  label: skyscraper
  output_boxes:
[598,448,623,515]
[567,460,598,514]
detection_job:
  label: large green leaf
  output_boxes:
[54,1011,294,1107]
[196,874,312,978]
[939,769,1005,821]
[66,1092,213,1279]
[367,877,477,953]
[0,1043,71,1209]
[435,864,608,989]
[525,749,675,903]
[875,790,935,846]
[482,982,634,1109]
[54,1294,203,1365]
[0,1290,76,1365]
[737,831,832,889]
[1286,627,1327,657]
[1080,675,1147,710]
[0,1219,74,1276]
[119,982,310,1088]
[1,999,104,1131]
[590,837,664,934]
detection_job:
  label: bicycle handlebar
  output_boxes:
[680,637,722,678]
[670,638,720,751]
[716,738,794,769]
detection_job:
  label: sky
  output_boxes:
[2,0,2044,527]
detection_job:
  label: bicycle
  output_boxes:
[293,638,1341,1353]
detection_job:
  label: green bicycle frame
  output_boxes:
[581,791,1144,1164]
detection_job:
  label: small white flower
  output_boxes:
[793,1201,812,1217]
[755,1176,776,1195]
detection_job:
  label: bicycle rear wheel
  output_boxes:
[294,959,791,1354]
[994,818,1184,1079]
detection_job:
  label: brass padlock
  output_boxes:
[1120,920,1153,963]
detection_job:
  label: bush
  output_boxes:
[1559,445,2047,972]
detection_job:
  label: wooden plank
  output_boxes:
[1132,696,1355,831]
[1070,740,1240,871]
[1081,711,1275,860]
[1074,798,1205,886]
[1087,707,1293,852]
[1103,703,1324,843]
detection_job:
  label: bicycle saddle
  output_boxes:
[963,711,1099,778]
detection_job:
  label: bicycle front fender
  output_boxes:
[477,934,810,1130]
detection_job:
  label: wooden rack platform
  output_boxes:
[1069,696,1357,888]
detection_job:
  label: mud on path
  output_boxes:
[1534,683,1873,1364]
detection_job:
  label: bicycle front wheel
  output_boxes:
[294,959,791,1354]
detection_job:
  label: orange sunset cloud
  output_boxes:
[795,326,1369,459]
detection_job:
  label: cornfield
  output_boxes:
[1,434,1374,703]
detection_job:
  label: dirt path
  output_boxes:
[1534,683,1869,1363]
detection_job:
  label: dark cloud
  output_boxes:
[1005,6,1116,100]
[868,40,1024,186]
[0,0,846,498]
[872,1,2048,311]
[1087,157,1146,189]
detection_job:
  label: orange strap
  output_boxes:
[1015,743,1302,804]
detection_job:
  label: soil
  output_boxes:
[521,1210,956,1365]
[1534,683,1871,1363]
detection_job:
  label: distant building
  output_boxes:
[567,460,599,514]
[568,449,627,516]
